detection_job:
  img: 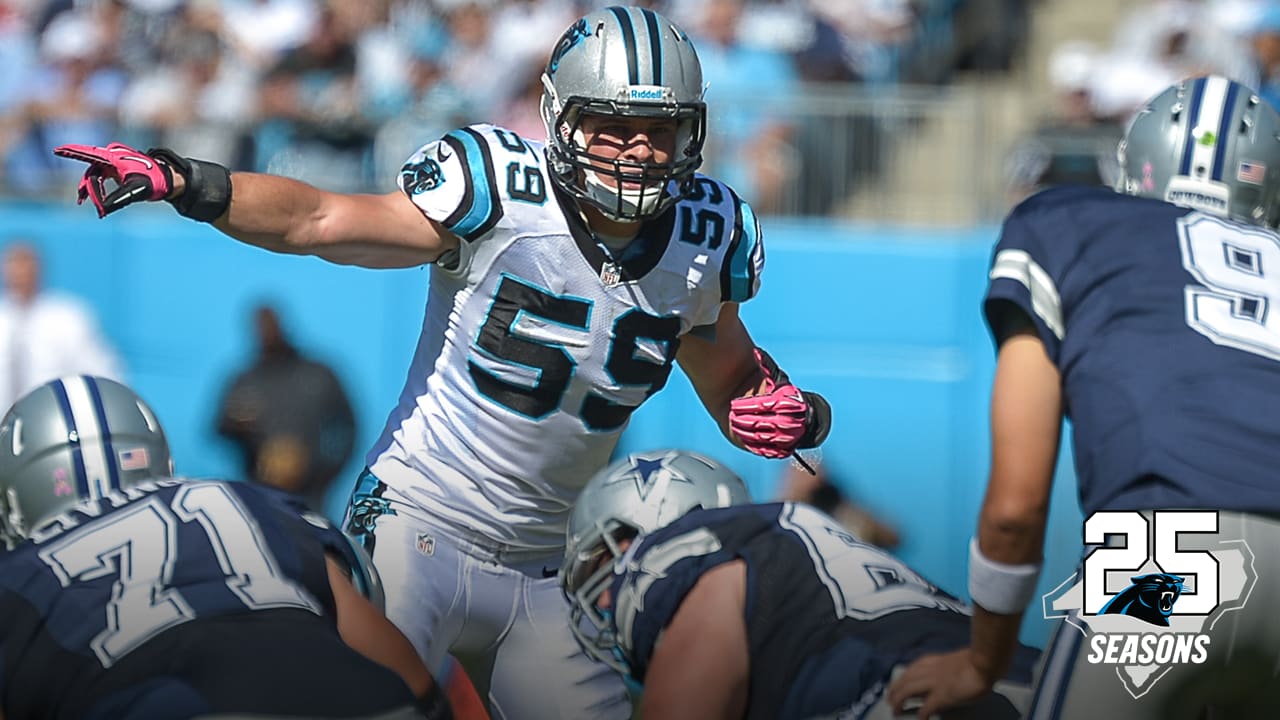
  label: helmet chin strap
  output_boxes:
[582,171,662,221]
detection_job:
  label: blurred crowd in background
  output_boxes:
[0,0,1027,216]
[1009,0,1280,200]
[4,0,1280,217]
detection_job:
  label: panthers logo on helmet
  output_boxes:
[1099,573,1184,626]
[401,158,445,195]
[547,18,592,74]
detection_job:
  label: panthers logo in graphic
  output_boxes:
[1099,573,1185,626]
[547,18,592,74]
[401,158,444,195]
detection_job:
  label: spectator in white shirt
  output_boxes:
[0,241,124,413]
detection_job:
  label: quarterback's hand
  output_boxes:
[887,649,993,719]
[53,142,174,218]
[730,348,823,459]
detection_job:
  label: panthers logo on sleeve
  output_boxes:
[401,157,445,195]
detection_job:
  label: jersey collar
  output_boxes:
[553,183,675,285]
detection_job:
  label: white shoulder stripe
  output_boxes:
[990,249,1065,340]
[60,376,114,499]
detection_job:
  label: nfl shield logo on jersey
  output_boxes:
[600,262,622,287]
[416,532,436,556]
[1041,511,1256,698]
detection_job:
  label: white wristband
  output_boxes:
[968,537,1041,615]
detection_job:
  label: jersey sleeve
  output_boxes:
[671,179,766,332]
[230,482,366,608]
[283,501,383,607]
[609,515,740,681]
[399,123,555,278]
[398,127,504,243]
[983,191,1071,362]
[720,187,765,304]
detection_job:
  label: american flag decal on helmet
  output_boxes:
[118,447,150,471]
[1237,161,1266,185]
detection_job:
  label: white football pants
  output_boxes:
[349,497,631,720]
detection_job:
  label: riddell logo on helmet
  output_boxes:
[628,86,667,101]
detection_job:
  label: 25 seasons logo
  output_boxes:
[1041,511,1256,698]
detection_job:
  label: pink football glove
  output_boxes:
[729,349,814,459]
[53,142,174,218]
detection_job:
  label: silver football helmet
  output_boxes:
[561,449,750,674]
[0,375,172,548]
[1117,75,1280,227]
[540,6,707,222]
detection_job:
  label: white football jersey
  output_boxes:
[366,124,765,550]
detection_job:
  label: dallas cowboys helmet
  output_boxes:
[561,449,749,674]
[0,375,172,548]
[1117,75,1280,227]
[540,6,707,222]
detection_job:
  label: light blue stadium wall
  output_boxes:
[0,201,1083,648]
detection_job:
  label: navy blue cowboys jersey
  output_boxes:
[608,502,1038,720]
[0,478,410,719]
[985,185,1280,515]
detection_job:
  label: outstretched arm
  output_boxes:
[205,172,456,268]
[642,560,750,720]
[53,143,458,269]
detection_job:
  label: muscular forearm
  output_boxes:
[167,170,327,254]
[980,508,1047,568]
[167,168,443,268]
[968,605,1025,684]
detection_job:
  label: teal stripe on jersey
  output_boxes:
[444,128,502,240]
[728,198,761,302]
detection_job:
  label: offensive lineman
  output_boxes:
[561,449,1038,719]
[0,376,445,719]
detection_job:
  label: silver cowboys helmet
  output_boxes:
[540,6,707,222]
[1117,74,1280,227]
[560,449,750,675]
[0,375,172,548]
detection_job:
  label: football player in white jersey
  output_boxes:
[52,6,832,718]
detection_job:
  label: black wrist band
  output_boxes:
[797,390,831,449]
[148,148,232,223]
[415,682,453,720]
